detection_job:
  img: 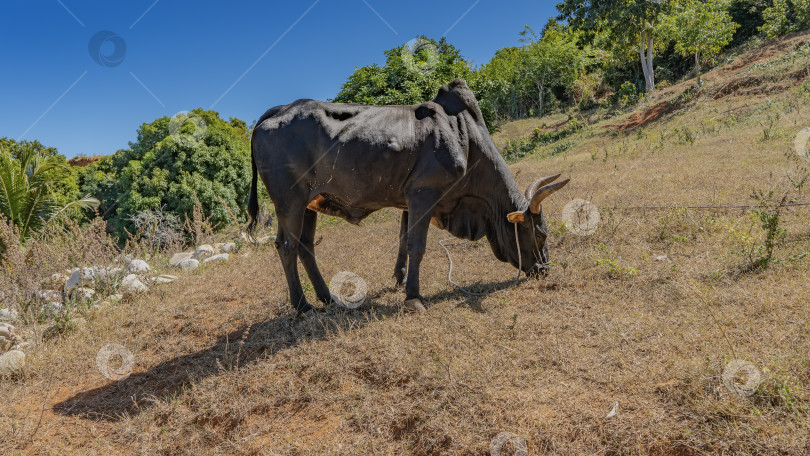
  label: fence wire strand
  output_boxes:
[605,202,810,211]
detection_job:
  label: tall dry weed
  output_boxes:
[0,214,117,325]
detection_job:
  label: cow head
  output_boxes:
[505,174,570,277]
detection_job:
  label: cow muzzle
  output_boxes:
[526,263,549,278]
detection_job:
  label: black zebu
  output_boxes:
[247,79,569,315]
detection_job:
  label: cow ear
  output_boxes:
[506,211,525,223]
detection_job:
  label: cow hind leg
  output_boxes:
[393,211,408,286]
[298,209,337,306]
[274,204,314,315]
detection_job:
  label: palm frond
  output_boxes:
[59,195,101,214]
[0,146,92,243]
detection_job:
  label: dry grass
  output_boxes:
[3,32,810,455]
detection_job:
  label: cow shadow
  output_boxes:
[374,277,526,313]
[426,277,526,312]
[53,299,401,421]
[53,277,521,421]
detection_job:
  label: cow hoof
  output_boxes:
[295,302,315,318]
[328,293,346,308]
[403,298,427,312]
[298,309,317,320]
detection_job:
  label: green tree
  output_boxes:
[474,46,531,120]
[332,37,474,107]
[0,140,98,249]
[0,138,83,211]
[659,0,740,87]
[727,0,771,46]
[557,0,668,93]
[77,109,252,238]
[520,24,589,114]
[760,0,810,38]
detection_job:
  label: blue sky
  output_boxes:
[1,1,558,158]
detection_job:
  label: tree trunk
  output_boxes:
[639,29,650,90]
[537,83,544,115]
[639,28,655,92]
[647,34,655,90]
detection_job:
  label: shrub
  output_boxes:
[760,0,810,39]
[77,109,251,240]
[0,139,98,252]
[617,81,639,107]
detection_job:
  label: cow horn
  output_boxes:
[525,173,562,200]
[529,179,570,213]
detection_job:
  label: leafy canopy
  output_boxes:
[659,0,740,84]
[760,0,810,39]
[331,36,474,106]
[0,138,98,247]
[77,109,251,238]
[475,23,589,120]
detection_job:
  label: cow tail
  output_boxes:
[246,136,259,236]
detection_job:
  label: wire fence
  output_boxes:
[602,202,810,212]
[440,200,810,296]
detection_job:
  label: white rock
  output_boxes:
[11,342,31,352]
[169,252,193,266]
[41,273,68,290]
[36,289,62,303]
[193,244,215,260]
[0,308,18,322]
[1,336,12,352]
[0,323,21,353]
[126,259,151,274]
[178,258,200,271]
[65,267,96,295]
[0,350,25,377]
[0,323,14,340]
[72,287,96,301]
[94,267,123,286]
[213,242,225,253]
[108,294,124,303]
[91,300,111,311]
[221,242,237,253]
[151,274,178,284]
[121,274,148,296]
[43,301,64,316]
[655,255,668,262]
[203,253,229,264]
[606,401,619,418]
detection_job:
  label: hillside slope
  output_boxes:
[3,32,810,455]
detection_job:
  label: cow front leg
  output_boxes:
[393,210,408,286]
[275,209,314,316]
[298,209,340,307]
[403,192,436,312]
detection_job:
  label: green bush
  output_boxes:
[77,109,251,239]
[760,0,810,39]
[331,36,474,108]
[617,81,639,107]
[0,138,98,251]
[503,118,583,162]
